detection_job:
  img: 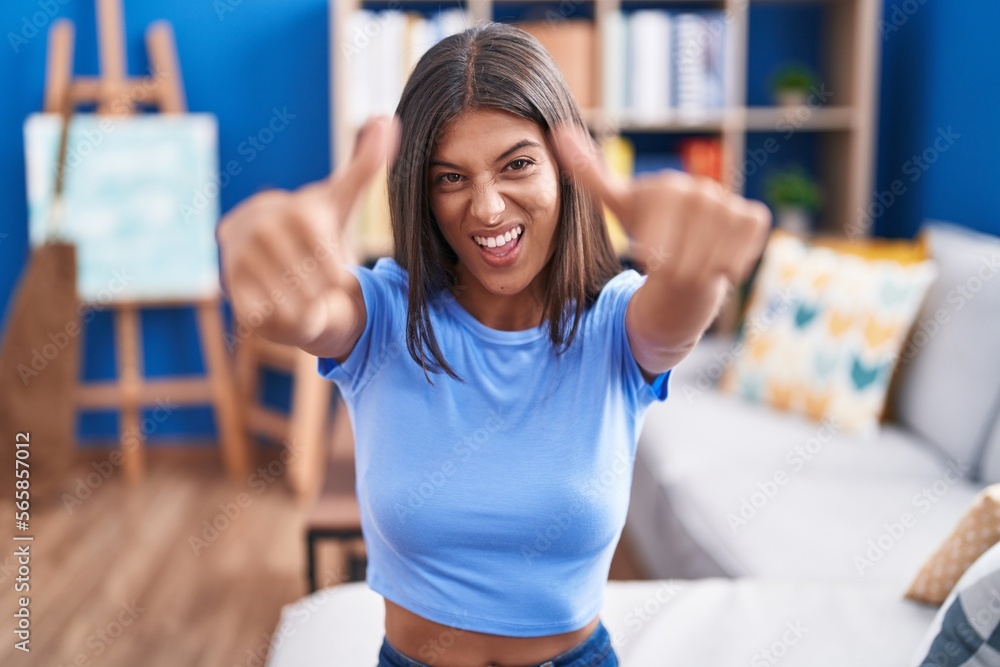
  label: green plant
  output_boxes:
[770,62,818,96]
[764,165,822,212]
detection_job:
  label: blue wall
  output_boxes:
[0,0,329,445]
[0,0,996,445]
[874,0,1000,238]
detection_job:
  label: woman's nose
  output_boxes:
[469,182,506,225]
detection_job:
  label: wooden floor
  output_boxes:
[0,446,646,666]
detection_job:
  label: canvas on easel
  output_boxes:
[16,0,251,485]
[24,113,221,303]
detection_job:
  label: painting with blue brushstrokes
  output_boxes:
[24,113,219,303]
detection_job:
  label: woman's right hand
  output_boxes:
[216,116,399,351]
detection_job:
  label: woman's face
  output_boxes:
[428,107,561,300]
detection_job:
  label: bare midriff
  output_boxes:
[384,599,600,667]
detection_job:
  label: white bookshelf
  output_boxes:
[330,0,882,259]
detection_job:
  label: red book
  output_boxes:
[680,138,722,182]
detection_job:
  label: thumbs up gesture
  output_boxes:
[550,124,771,289]
[216,116,400,350]
[551,124,772,369]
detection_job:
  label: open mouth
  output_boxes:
[473,225,524,258]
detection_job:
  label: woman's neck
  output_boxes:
[451,265,548,332]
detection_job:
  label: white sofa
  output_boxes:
[266,223,1000,666]
[266,579,936,666]
[625,222,1000,595]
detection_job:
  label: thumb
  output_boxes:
[329,115,401,219]
[550,123,631,221]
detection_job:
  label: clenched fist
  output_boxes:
[216,116,399,353]
[551,123,773,368]
[550,124,771,289]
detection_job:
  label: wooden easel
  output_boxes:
[234,332,346,506]
[43,0,250,484]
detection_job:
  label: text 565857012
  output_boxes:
[13,432,33,653]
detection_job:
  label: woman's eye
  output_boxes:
[437,173,462,184]
[508,158,532,171]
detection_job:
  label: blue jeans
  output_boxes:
[376,619,618,667]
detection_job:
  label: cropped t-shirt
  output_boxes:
[316,257,671,636]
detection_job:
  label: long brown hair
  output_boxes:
[389,22,621,384]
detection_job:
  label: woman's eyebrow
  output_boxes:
[429,139,541,170]
[493,139,541,163]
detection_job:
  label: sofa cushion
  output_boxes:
[906,484,1000,605]
[266,579,936,667]
[607,579,935,666]
[721,231,937,435]
[630,351,981,587]
[891,222,1000,478]
[910,540,1000,665]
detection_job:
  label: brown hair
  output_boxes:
[389,22,621,384]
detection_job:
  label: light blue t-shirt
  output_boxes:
[317,257,671,637]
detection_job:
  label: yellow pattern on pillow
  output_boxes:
[722,232,937,434]
[810,232,929,265]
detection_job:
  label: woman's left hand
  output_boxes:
[550,124,772,290]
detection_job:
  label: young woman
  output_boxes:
[217,23,770,667]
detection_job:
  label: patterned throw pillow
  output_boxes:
[720,231,938,435]
[907,485,1000,606]
[910,541,1000,666]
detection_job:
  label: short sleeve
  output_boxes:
[316,263,402,396]
[604,270,672,412]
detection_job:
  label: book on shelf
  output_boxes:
[601,135,634,257]
[625,138,721,181]
[517,19,596,110]
[604,9,727,123]
[674,13,726,118]
[603,135,723,257]
[633,152,684,175]
[343,8,468,255]
[680,138,723,182]
[342,8,468,125]
[627,10,673,121]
